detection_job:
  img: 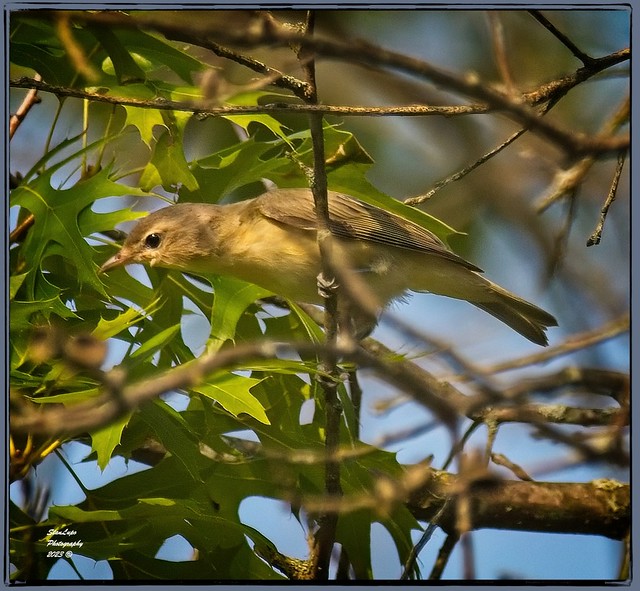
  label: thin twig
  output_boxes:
[491,453,534,481]
[9,74,42,139]
[401,497,453,580]
[461,532,475,580]
[536,96,630,213]
[19,10,631,156]
[404,127,527,205]
[183,33,311,101]
[441,421,482,471]
[481,314,629,375]
[429,532,459,580]
[504,367,629,405]
[587,150,626,246]
[529,10,595,65]
[487,12,516,94]
[405,78,567,205]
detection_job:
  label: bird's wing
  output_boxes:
[256,189,482,272]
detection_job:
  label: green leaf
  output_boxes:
[180,136,291,203]
[244,374,322,454]
[139,399,204,482]
[336,509,374,578]
[11,166,148,297]
[129,324,181,361]
[91,411,134,470]
[86,455,197,505]
[49,505,123,523]
[89,26,147,84]
[134,270,206,366]
[124,104,167,148]
[9,273,28,300]
[38,450,284,578]
[336,448,424,578]
[380,506,424,580]
[238,358,322,377]
[10,296,78,331]
[225,91,292,142]
[208,276,272,349]
[10,17,99,85]
[165,271,214,321]
[27,387,101,405]
[20,132,86,185]
[140,127,199,192]
[92,304,154,341]
[191,373,270,425]
[279,302,325,343]
[203,456,290,516]
[111,28,206,84]
[80,205,147,237]
[112,83,168,147]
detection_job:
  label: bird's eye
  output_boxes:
[144,233,162,249]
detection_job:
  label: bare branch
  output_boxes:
[408,470,629,540]
[22,10,630,156]
[478,404,623,428]
[491,453,533,481]
[536,96,630,213]
[529,10,596,65]
[4,77,513,118]
[587,149,627,246]
[481,314,629,375]
[9,75,42,139]
[429,532,459,580]
[404,127,527,205]
[505,367,629,405]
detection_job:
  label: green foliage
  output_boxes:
[9,13,424,582]
[11,164,148,297]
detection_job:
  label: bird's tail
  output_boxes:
[473,282,557,346]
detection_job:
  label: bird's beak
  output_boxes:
[99,252,125,274]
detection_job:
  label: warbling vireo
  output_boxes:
[99,188,557,345]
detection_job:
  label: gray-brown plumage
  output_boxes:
[100,188,557,345]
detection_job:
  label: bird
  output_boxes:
[99,188,557,345]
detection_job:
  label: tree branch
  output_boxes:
[4,77,515,118]
[408,470,629,540]
[21,10,630,156]
[9,74,42,139]
[481,314,629,375]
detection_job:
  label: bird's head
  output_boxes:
[99,204,218,274]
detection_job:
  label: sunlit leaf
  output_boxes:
[192,373,269,425]
[92,304,154,341]
[91,411,134,470]
[140,127,199,192]
[129,324,181,361]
